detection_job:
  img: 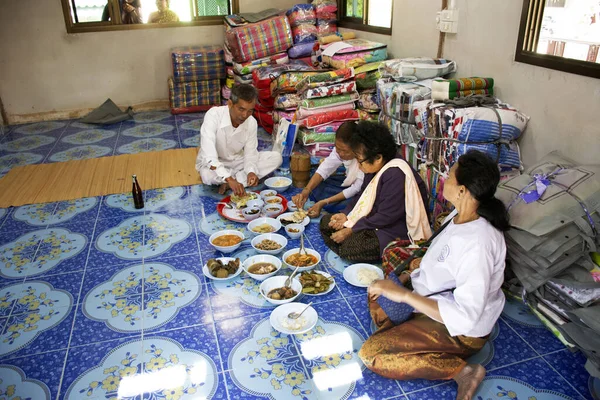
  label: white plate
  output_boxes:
[202,257,243,281]
[277,212,310,227]
[299,270,336,296]
[343,263,384,288]
[270,303,318,335]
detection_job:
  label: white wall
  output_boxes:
[443,0,600,165]
[0,0,301,123]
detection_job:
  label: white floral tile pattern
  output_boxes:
[61,129,117,145]
[95,215,191,260]
[198,212,247,237]
[0,282,73,357]
[117,138,177,154]
[48,145,112,162]
[2,135,55,152]
[183,136,199,148]
[14,122,65,135]
[64,337,218,399]
[83,263,201,333]
[0,228,87,278]
[121,123,174,138]
[0,365,51,399]
[180,120,203,132]
[12,198,97,227]
[105,187,186,213]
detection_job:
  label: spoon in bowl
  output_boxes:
[288,302,313,320]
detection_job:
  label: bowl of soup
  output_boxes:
[209,230,245,253]
[242,254,282,281]
[282,248,321,272]
[260,275,303,305]
[263,203,284,218]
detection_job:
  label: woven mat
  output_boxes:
[0,148,201,208]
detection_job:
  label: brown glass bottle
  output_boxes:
[132,174,144,209]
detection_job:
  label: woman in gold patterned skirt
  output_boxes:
[359,151,510,400]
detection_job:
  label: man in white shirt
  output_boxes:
[292,122,363,217]
[195,84,282,196]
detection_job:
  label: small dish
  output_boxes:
[251,233,288,255]
[264,196,283,205]
[242,206,262,221]
[284,224,305,240]
[263,204,284,217]
[299,270,336,296]
[209,230,245,253]
[260,189,278,199]
[260,275,303,305]
[202,257,243,281]
[287,201,298,212]
[242,254,282,281]
[343,263,384,288]
[246,198,265,210]
[270,303,318,335]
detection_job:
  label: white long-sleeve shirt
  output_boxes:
[411,212,506,337]
[315,148,364,199]
[195,106,259,182]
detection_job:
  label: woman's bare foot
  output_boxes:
[454,364,486,400]
[218,183,228,195]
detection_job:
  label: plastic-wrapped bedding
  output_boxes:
[296,103,355,119]
[169,78,221,114]
[234,72,253,85]
[303,81,357,99]
[233,52,289,75]
[321,39,387,69]
[316,21,337,35]
[300,93,359,110]
[270,70,322,96]
[295,68,355,92]
[286,4,316,26]
[225,15,293,63]
[354,62,383,90]
[298,127,335,145]
[292,24,318,44]
[274,110,296,123]
[288,42,318,59]
[304,142,335,157]
[252,61,314,90]
[358,92,380,112]
[170,46,225,82]
[296,109,359,128]
[380,58,457,82]
[274,93,303,110]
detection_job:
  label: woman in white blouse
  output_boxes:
[359,151,510,400]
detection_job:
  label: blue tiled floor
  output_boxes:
[0,114,597,399]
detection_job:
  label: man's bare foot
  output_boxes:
[454,364,486,400]
[218,183,228,195]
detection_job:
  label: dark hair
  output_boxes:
[230,84,257,104]
[455,151,510,231]
[335,121,356,143]
[349,121,397,164]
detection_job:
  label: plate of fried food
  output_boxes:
[277,210,310,227]
[299,270,335,296]
[203,257,243,281]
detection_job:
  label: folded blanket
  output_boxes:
[318,31,356,45]
[296,103,356,119]
[381,58,457,82]
[358,92,380,112]
[271,70,321,95]
[298,127,336,145]
[233,52,289,75]
[432,77,494,92]
[316,21,337,35]
[432,88,495,101]
[287,4,316,27]
[225,15,293,63]
[275,93,303,110]
[300,92,359,110]
[233,72,253,85]
[288,42,318,59]
[355,62,383,91]
[253,60,314,90]
[170,46,225,83]
[303,81,357,99]
[169,78,221,112]
[296,68,355,92]
[313,121,344,133]
[274,110,296,123]
[296,109,359,128]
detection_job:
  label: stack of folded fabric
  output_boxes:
[432,77,495,100]
[294,68,359,159]
[354,62,383,123]
[313,0,338,37]
[321,39,388,69]
[223,46,234,104]
[169,46,225,114]
[496,151,600,378]
[412,97,529,175]
[377,80,432,146]
[380,57,457,82]
[286,4,319,66]
[252,60,314,133]
[223,12,293,104]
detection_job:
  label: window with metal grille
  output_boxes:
[516,0,600,79]
[339,0,393,35]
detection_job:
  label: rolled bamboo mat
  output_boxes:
[0,148,202,208]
